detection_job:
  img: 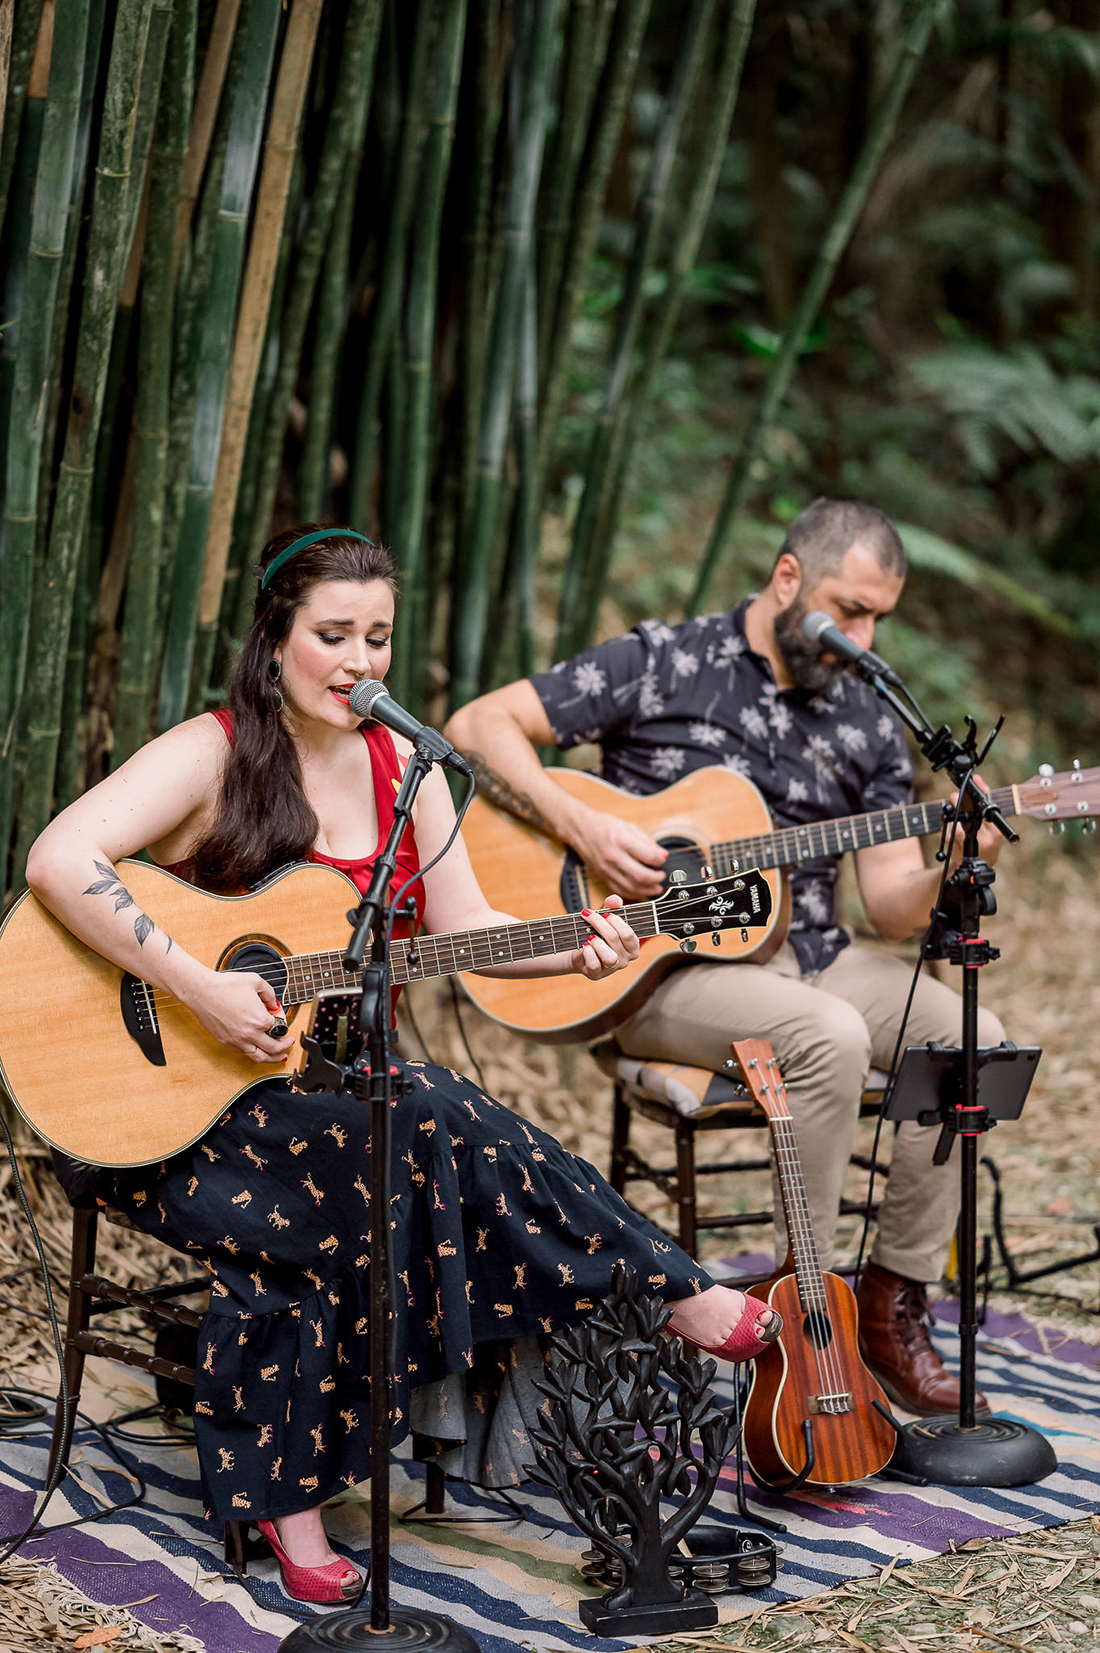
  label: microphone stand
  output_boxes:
[847,658,1055,1487]
[281,731,478,1653]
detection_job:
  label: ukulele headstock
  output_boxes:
[654,868,772,949]
[727,1039,790,1121]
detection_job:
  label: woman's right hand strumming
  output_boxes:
[182,966,296,1063]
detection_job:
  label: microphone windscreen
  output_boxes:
[347,678,387,717]
[801,610,835,644]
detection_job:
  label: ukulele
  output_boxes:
[727,1039,896,1488]
[457,762,1100,1042]
[0,859,771,1168]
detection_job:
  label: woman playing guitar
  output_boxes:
[25,525,778,1605]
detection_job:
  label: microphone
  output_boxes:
[801,611,902,687]
[347,678,472,775]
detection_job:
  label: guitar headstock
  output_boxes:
[727,1039,790,1121]
[1016,763,1100,827]
[654,869,772,949]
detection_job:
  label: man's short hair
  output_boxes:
[776,498,906,587]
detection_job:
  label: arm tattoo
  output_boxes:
[462,750,557,837]
[83,859,173,952]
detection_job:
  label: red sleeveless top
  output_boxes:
[162,708,422,907]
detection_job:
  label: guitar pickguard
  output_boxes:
[559,835,711,913]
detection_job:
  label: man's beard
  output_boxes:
[773,597,847,696]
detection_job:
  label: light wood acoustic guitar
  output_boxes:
[458,761,1100,1042]
[0,859,772,1168]
[727,1039,896,1489]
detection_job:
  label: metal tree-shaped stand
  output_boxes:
[530,1264,737,1637]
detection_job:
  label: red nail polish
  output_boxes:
[581,909,591,918]
[586,934,596,944]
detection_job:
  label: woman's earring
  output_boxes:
[268,658,284,712]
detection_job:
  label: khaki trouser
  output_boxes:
[614,942,1005,1283]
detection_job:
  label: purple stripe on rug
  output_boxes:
[715,1470,1013,1546]
[931,1300,1100,1369]
[0,1495,286,1653]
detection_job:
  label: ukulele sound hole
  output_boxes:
[802,1313,834,1351]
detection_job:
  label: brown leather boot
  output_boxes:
[856,1262,990,1417]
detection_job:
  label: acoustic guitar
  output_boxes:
[727,1039,896,1488]
[0,859,771,1168]
[457,762,1100,1042]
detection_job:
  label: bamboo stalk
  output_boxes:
[297,147,357,523]
[555,0,714,659]
[0,0,91,887]
[687,0,941,616]
[347,1,437,534]
[156,0,283,733]
[236,0,383,634]
[0,88,45,523]
[457,0,503,557]
[585,0,756,609]
[12,0,158,884]
[173,0,242,271]
[188,0,325,714]
[113,0,198,765]
[535,0,651,493]
[0,0,15,170]
[449,0,560,710]
[496,254,539,684]
[390,0,468,702]
[0,0,45,243]
[535,0,613,381]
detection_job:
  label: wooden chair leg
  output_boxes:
[674,1122,698,1258]
[46,1206,97,1491]
[425,1461,446,1515]
[609,1083,630,1195]
[225,1519,248,1574]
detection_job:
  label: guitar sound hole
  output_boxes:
[223,943,289,1009]
[802,1313,834,1351]
[657,838,709,890]
[560,837,709,911]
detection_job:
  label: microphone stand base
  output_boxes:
[279,1606,481,1652]
[887,1415,1056,1488]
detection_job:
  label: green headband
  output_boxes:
[260,527,376,590]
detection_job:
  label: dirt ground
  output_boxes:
[1,832,1100,1648]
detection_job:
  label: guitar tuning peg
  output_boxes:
[1050,822,1066,835]
[1038,763,1054,777]
[1074,758,1082,770]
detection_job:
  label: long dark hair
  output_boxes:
[192,525,400,892]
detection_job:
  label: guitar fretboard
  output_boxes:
[278,902,662,1006]
[707,784,1015,874]
[768,1114,827,1314]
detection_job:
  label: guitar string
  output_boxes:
[138,897,681,1014]
[763,1058,847,1405]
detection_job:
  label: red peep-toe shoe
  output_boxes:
[669,1293,783,1364]
[256,1518,365,1605]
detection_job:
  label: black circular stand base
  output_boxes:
[888,1415,1056,1488]
[279,1607,481,1653]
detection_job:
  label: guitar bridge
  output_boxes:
[120,974,166,1066]
[809,1392,852,1415]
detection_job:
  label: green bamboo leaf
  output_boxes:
[896,523,1079,636]
[687,0,943,617]
[156,0,283,733]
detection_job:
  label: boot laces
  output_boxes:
[894,1282,935,1352]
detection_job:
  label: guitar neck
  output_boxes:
[709,784,1017,873]
[277,901,661,1005]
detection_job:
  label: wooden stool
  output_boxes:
[592,1043,889,1258]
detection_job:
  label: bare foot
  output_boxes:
[666,1283,777,1349]
[273,1507,354,1572]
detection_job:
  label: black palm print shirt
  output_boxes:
[529,600,914,976]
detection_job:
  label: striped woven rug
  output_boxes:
[1,1303,1098,1653]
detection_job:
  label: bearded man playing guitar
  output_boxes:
[444,496,1008,1419]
